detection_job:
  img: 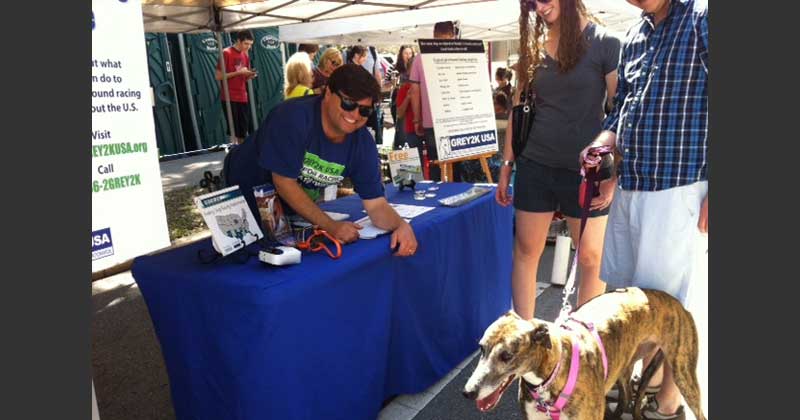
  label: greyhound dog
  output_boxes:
[462,288,705,420]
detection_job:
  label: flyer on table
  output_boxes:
[419,39,498,162]
[92,0,170,272]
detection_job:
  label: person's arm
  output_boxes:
[581,35,627,167]
[409,83,423,136]
[495,88,521,207]
[363,197,417,257]
[215,67,250,81]
[605,70,618,113]
[271,173,362,243]
[396,89,411,120]
[408,57,424,136]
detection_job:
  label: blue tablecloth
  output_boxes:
[133,182,513,420]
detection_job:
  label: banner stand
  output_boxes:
[431,151,495,183]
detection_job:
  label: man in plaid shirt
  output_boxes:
[581,1,708,419]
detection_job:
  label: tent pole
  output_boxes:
[217,31,238,145]
[163,35,187,153]
[248,76,259,131]
[487,41,492,79]
[177,34,203,151]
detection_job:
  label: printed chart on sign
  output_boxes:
[419,39,499,162]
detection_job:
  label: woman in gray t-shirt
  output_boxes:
[495,0,621,321]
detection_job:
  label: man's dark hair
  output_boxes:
[298,44,319,55]
[347,45,366,63]
[433,21,456,37]
[327,64,380,105]
[236,30,254,42]
[495,67,512,81]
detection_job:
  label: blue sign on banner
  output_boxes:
[92,227,115,261]
[439,130,498,155]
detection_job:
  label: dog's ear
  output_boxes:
[530,324,551,349]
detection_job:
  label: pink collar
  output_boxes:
[528,319,608,420]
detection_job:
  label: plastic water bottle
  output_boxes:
[550,220,572,286]
[421,140,430,180]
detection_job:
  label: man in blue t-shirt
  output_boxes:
[224,64,418,257]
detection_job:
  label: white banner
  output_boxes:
[419,39,498,162]
[92,0,170,272]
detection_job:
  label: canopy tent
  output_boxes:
[142,0,499,33]
[141,0,507,144]
[278,0,643,45]
[143,0,642,39]
[140,0,642,144]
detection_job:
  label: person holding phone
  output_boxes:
[215,30,258,145]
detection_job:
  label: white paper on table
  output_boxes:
[354,216,390,239]
[290,211,350,227]
[389,204,435,219]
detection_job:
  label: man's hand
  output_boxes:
[414,121,424,137]
[240,68,257,79]
[495,165,513,207]
[590,178,617,211]
[579,142,607,169]
[326,220,363,244]
[698,194,708,233]
[579,131,617,169]
[390,221,418,257]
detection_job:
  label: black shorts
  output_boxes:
[225,101,251,139]
[512,156,610,218]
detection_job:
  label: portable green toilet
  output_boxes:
[249,28,285,125]
[180,32,230,149]
[145,33,185,156]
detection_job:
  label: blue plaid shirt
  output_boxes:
[603,0,708,191]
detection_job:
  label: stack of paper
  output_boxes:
[354,216,390,239]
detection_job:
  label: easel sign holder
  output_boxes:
[417,38,499,183]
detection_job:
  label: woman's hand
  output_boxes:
[495,165,514,207]
[590,177,617,211]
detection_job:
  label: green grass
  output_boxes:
[163,186,208,242]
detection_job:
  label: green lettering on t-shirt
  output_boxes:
[299,152,345,201]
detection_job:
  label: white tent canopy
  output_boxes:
[277,0,643,45]
[142,0,498,33]
[142,0,642,38]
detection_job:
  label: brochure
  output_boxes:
[194,186,263,256]
[388,148,423,187]
[253,183,295,246]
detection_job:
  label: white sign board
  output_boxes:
[92,0,170,272]
[419,39,498,162]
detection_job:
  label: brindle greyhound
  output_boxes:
[462,288,705,420]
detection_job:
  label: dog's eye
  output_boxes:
[479,345,485,358]
[500,351,513,363]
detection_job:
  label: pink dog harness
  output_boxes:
[529,318,608,420]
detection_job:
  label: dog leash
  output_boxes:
[530,336,581,420]
[554,146,614,326]
[529,318,609,420]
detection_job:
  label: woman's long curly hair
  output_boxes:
[517,0,597,91]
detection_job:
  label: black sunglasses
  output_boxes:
[334,91,375,118]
